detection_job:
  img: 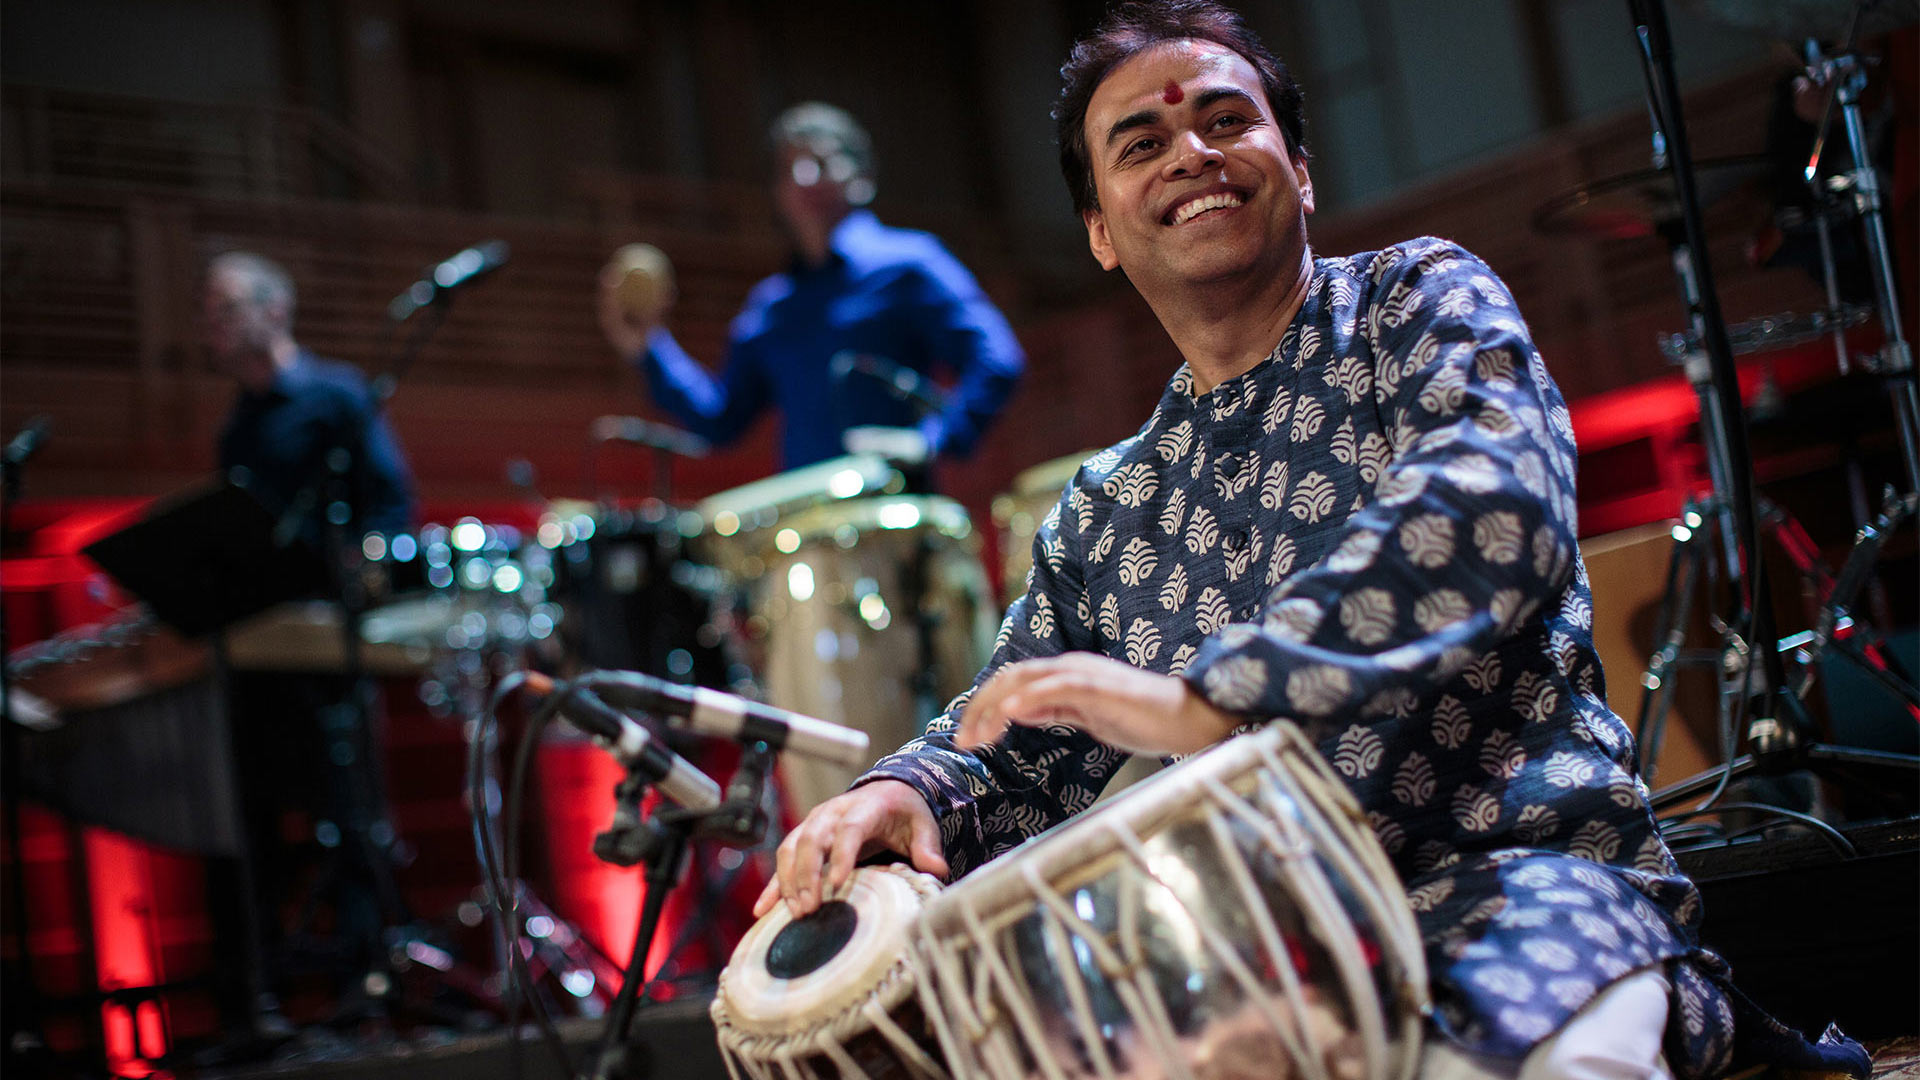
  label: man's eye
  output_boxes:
[1211,114,1245,131]
[1123,138,1160,159]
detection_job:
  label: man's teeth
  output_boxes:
[1170,192,1243,225]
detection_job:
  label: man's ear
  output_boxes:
[1084,207,1120,271]
[1296,160,1315,216]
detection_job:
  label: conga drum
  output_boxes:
[713,865,948,1080]
[697,458,995,813]
[989,450,1099,608]
[909,722,1429,1080]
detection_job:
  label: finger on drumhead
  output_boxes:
[824,823,864,893]
[752,874,781,918]
[788,820,834,913]
[909,817,950,880]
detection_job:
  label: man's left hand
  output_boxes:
[954,653,1241,757]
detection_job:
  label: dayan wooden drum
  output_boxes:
[713,864,948,1080]
[907,722,1430,1080]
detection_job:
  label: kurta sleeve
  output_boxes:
[1180,239,1583,724]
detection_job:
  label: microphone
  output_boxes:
[829,352,948,414]
[589,415,710,458]
[388,240,511,321]
[4,415,52,468]
[526,673,721,810]
[580,670,871,768]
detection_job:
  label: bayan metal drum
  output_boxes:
[909,722,1428,1080]
[713,864,947,1080]
[697,457,994,813]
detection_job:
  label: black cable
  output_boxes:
[474,672,576,1078]
[1660,801,1856,858]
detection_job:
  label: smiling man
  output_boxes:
[756,4,1868,1078]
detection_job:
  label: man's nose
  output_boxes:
[1164,130,1222,178]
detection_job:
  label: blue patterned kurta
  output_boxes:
[861,239,1863,1076]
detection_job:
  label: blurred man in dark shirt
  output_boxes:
[199,252,417,1051]
[207,251,414,539]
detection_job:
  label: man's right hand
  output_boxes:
[752,779,950,919]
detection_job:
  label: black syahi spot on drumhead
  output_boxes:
[765,900,859,979]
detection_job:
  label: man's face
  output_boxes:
[1080,39,1313,291]
[202,266,282,373]
[772,142,852,237]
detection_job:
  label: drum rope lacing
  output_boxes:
[907,722,1430,1080]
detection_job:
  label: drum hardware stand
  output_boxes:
[1636,490,1920,797]
[432,634,618,1020]
[585,738,775,1080]
[1626,0,1920,824]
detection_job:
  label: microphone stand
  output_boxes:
[583,728,774,1080]
[256,283,456,1023]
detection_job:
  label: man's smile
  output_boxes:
[1163,185,1248,226]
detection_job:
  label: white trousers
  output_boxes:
[1422,969,1673,1080]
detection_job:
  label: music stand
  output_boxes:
[82,479,328,638]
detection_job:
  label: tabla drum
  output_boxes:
[908,722,1428,1080]
[713,864,947,1080]
[989,450,1099,609]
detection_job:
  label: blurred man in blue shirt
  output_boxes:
[598,103,1025,475]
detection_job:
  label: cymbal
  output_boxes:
[1531,155,1771,240]
[1678,0,1916,42]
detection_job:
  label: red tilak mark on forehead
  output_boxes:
[1161,80,1184,104]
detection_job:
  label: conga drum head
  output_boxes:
[714,864,947,1079]
[693,453,904,579]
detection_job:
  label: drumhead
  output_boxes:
[695,453,902,537]
[716,864,940,1036]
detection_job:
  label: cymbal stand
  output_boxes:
[1801,16,1920,493]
